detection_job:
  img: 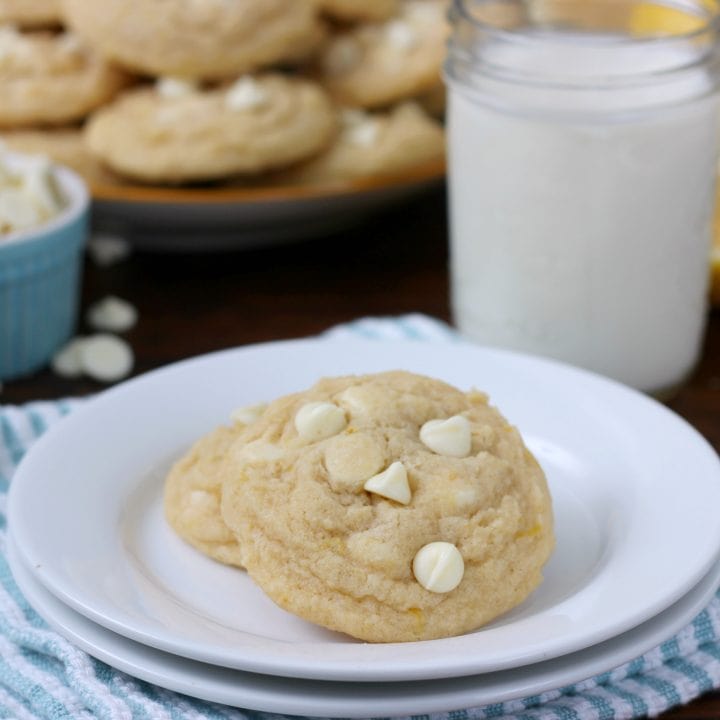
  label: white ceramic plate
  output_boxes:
[8,338,720,682]
[90,160,444,251]
[8,534,720,718]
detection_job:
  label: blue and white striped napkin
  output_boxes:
[1,314,720,720]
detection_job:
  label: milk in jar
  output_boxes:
[446,0,720,395]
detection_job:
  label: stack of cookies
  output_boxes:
[164,371,555,643]
[0,0,447,188]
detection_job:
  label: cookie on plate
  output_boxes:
[164,424,247,568]
[319,0,449,109]
[84,75,337,184]
[271,102,445,185]
[60,0,325,80]
[0,26,130,128]
[0,0,61,28]
[221,371,554,643]
[0,127,121,185]
[314,0,399,22]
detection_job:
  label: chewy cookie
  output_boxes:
[319,0,449,109]
[164,424,246,568]
[221,371,554,643]
[60,0,325,80]
[0,127,120,185]
[84,75,337,184]
[272,102,445,185]
[0,26,130,128]
[315,0,399,22]
[0,0,60,28]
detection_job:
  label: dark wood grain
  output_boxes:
[2,185,719,718]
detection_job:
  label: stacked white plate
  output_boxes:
[8,338,720,718]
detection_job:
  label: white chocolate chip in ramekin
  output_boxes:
[86,296,138,333]
[364,461,411,505]
[294,402,347,442]
[230,403,267,425]
[413,541,465,593]
[80,334,134,383]
[420,415,472,457]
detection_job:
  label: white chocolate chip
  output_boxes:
[156,76,198,99]
[87,234,131,266]
[188,490,215,508]
[50,337,86,378]
[230,403,267,425]
[324,36,361,75]
[420,415,472,458]
[385,20,417,51]
[295,402,347,442]
[86,296,138,333]
[412,541,465,593]
[80,334,134,382]
[346,119,380,148]
[225,77,269,111]
[364,461,411,505]
[236,439,284,463]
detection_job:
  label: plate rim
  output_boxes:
[8,337,720,681]
[8,531,720,718]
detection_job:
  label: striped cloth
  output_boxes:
[1,314,720,720]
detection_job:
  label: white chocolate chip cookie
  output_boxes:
[164,424,247,568]
[0,127,121,186]
[0,0,60,28]
[271,101,444,186]
[60,0,326,80]
[319,0,450,109]
[84,74,337,184]
[314,0,399,22]
[221,371,554,643]
[0,27,130,128]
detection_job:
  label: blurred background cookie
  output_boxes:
[272,102,445,185]
[0,26,131,128]
[84,75,338,184]
[0,0,61,28]
[314,0,399,22]
[319,0,449,109]
[60,0,326,80]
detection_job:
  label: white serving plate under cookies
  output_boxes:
[8,338,720,682]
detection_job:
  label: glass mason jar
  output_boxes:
[445,0,720,396]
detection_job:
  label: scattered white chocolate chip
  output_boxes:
[80,334,134,382]
[413,541,465,593]
[385,20,417,51]
[156,76,198,99]
[364,461,411,505]
[420,415,472,458]
[294,401,347,442]
[86,296,138,333]
[87,234,131,266]
[230,402,267,425]
[225,77,269,111]
[50,337,86,378]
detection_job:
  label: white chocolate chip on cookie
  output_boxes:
[385,20,417,51]
[225,76,269,111]
[230,403,267,425]
[364,461,411,505]
[295,401,347,441]
[413,541,465,593]
[156,77,198,99]
[420,415,472,458]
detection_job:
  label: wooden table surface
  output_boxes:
[2,185,720,718]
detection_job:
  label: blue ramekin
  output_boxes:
[0,157,90,381]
